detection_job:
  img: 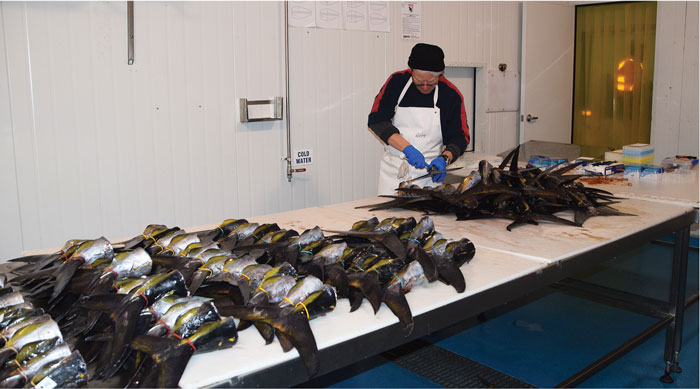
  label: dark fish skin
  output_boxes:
[406,241,438,282]
[0,343,72,388]
[323,263,349,298]
[290,284,337,320]
[171,301,221,339]
[129,317,238,388]
[0,337,61,381]
[29,350,88,388]
[212,300,320,377]
[433,254,466,293]
[80,271,189,380]
[444,238,475,267]
[381,283,413,336]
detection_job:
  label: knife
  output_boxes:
[401,166,463,185]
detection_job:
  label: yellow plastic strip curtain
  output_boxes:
[573,2,657,152]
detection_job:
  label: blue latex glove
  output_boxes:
[428,156,447,182]
[403,145,427,169]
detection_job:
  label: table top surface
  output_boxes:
[179,196,695,387]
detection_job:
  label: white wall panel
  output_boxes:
[2,1,693,260]
[651,1,699,162]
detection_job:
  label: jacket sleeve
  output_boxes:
[441,85,470,160]
[367,72,405,145]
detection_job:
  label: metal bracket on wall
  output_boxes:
[127,1,134,65]
[239,97,284,123]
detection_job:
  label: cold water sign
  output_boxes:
[294,149,313,165]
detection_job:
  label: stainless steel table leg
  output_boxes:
[660,226,690,383]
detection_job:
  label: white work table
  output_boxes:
[178,196,695,388]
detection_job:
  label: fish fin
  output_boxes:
[9,253,60,273]
[254,322,275,345]
[435,255,466,293]
[323,263,349,298]
[188,270,208,294]
[79,294,128,313]
[348,287,364,312]
[94,297,145,380]
[49,258,84,303]
[276,330,295,353]
[130,334,193,388]
[353,272,382,314]
[406,242,438,282]
[0,348,17,368]
[237,319,253,332]
[275,313,320,376]
[376,231,407,259]
[7,252,55,264]
[382,286,414,336]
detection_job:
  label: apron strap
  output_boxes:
[396,77,440,109]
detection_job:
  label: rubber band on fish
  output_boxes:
[297,242,302,251]
[171,332,197,351]
[138,291,149,306]
[256,286,270,297]
[295,301,310,320]
[282,297,294,306]
[149,306,160,320]
[392,274,404,289]
[105,267,118,278]
[300,250,313,255]
[200,268,213,277]
[404,238,422,245]
[218,226,225,235]
[59,249,68,261]
[259,237,270,244]
[158,318,172,335]
[16,366,27,384]
[152,242,164,251]
[239,273,251,283]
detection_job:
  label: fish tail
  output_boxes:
[407,243,438,282]
[348,287,364,312]
[188,270,208,294]
[276,330,295,352]
[273,312,319,376]
[254,322,275,344]
[435,255,466,293]
[49,258,84,303]
[323,264,349,298]
[355,273,382,314]
[93,298,145,380]
[382,286,414,336]
[130,334,194,388]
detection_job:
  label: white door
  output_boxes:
[519,1,575,144]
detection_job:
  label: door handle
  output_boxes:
[526,114,539,123]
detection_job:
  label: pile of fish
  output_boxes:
[0,214,474,387]
[361,145,633,230]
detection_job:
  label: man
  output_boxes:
[368,43,470,195]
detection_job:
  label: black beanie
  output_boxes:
[408,43,445,72]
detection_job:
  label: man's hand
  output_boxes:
[428,156,447,182]
[403,145,427,169]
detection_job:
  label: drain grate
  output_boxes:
[382,339,536,388]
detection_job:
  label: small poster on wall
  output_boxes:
[288,1,316,28]
[401,1,421,39]
[368,1,390,32]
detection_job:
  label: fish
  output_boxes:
[212,301,319,377]
[29,350,88,388]
[79,270,189,379]
[147,229,185,255]
[232,264,273,302]
[170,301,221,339]
[188,254,237,293]
[9,239,84,275]
[360,145,633,230]
[129,316,238,388]
[0,342,72,388]
[0,319,63,367]
[197,218,249,243]
[160,233,200,256]
[0,292,24,310]
[146,298,214,337]
[381,261,427,336]
[0,314,53,347]
[48,237,115,302]
[0,337,61,381]
[279,275,324,309]
[248,275,297,306]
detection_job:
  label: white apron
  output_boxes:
[377,78,443,195]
